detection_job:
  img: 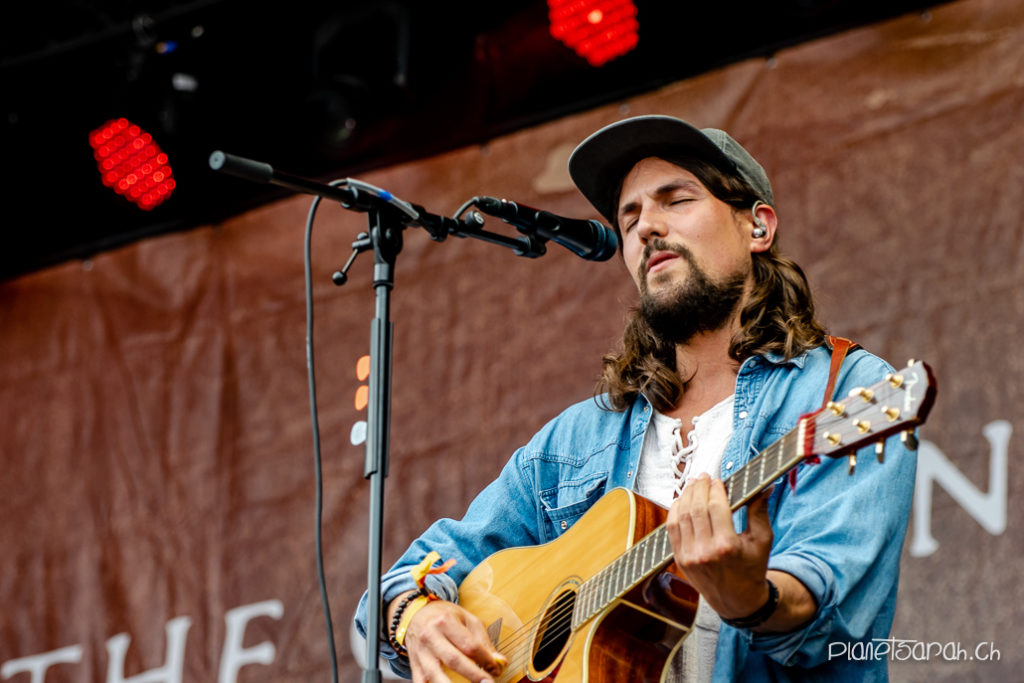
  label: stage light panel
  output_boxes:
[89,118,175,211]
[548,0,639,67]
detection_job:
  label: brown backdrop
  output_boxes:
[2,0,1022,680]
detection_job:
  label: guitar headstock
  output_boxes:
[810,359,937,472]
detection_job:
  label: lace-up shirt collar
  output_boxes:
[634,394,736,508]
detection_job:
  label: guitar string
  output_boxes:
[486,516,682,672]
[482,393,904,675]
[487,504,679,659]
[486,435,786,665]
[489,428,797,662]
[486,543,658,671]
[488,428,819,669]
[491,519,677,657]
[489,542,678,680]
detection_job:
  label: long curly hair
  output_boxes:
[596,156,827,413]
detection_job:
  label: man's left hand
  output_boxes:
[666,473,816,632]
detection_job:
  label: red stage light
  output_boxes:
[88,118,175,211]
[548,0,639,67]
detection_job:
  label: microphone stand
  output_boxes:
[364,206,398,683]
[208,151,548,683]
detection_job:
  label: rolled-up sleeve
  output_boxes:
[737,353,918,670]
[353,443,542,677]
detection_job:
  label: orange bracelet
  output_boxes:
[388,551,457,656]
[411,550,456,589]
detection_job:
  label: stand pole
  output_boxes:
[361,209,402,682]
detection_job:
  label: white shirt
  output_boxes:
[634,395,735,683]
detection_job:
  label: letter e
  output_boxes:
[218,600,284,683]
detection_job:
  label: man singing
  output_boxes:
[356,115,917,682]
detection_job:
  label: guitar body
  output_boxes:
[447,488,699,683]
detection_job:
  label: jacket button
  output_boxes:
[738,410,749,419]
[560,521,568,530]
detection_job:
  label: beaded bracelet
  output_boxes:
[394,594,434,651]
[387,589,425,656]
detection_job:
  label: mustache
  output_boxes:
[638,238,696,280]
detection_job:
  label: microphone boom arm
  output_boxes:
[209,151,547,258]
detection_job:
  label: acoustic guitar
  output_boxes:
[446,360,936,682]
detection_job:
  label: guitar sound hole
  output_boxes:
[533,589,576,671]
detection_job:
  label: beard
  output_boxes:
[639,239,748,346]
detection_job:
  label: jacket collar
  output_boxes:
[754,348,811,368]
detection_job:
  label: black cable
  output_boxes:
[304,190,340,683]
[453,196,479,220]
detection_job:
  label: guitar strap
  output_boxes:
[820,335,860,409]
[786,335,860,492]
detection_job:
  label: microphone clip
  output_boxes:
[470,196,618,262]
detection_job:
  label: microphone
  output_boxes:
[474,196,618,261]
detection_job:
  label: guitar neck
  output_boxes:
[724,429,810,511]
[568,360,937,639]
[571,436,798,629]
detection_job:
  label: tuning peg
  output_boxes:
[847,453,857,475]
[827,401,846,416]
[901,430,919,451]
[907,358,918,366]
[875,440,886,463]
[852,418,871,434]
[881,406,900,422]
[850,387,875,402]
[885,373,904,388]
[825,432,842,446]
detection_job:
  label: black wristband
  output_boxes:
[721,578,780,629]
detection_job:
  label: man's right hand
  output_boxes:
[388,593,508,683]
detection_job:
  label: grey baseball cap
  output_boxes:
[568,115,774,223]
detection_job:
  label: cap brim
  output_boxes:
[568,115,737,223]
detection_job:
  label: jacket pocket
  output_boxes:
[538,472,608,542]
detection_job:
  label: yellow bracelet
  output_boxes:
[389,551,456,655]
[393,594,432,649]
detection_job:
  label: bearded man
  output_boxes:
[356,115,917,683]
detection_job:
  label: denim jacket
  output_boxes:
[355,346,917,681]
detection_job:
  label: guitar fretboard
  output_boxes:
[724,429,809,509]
[571,427,813,629]
[572,520,674,628]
